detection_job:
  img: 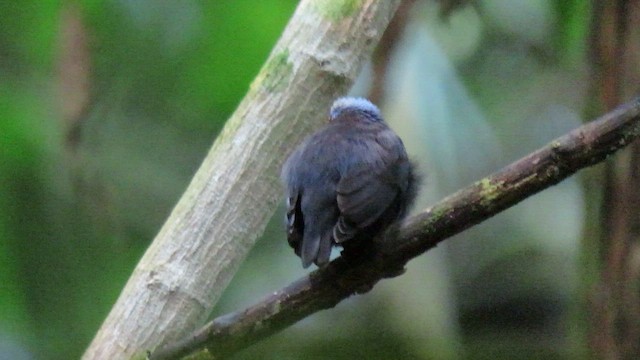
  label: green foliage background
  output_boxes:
[0,1,593,359]
[0,1,296,358]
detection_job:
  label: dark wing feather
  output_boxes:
[337,167,398,225]
[283,129,343,268]
[333,126,409,243]
[300,188,338,267]
[316,230,333,266]
[284,192,303,256]
[335,166,399,243]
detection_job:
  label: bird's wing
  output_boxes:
[282,131,341,268]
[334,165,399,243]
[299,184,339,267]
[284,185,331,267]
[334,129,406,243]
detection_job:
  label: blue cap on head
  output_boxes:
[329,97,381,120]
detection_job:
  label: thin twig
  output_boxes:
[151,98,640,360]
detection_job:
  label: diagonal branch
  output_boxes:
[82,1,402,359]
[151,98,640,360]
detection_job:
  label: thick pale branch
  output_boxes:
[82,1,402,359]
[151,98,640,359]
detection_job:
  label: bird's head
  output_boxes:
[329,97,383,123]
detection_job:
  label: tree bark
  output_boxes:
[82,1,402,359]
[589,1,640,359]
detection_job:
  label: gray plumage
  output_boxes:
[281,97,418,268]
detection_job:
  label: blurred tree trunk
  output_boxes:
[589,0,640,358]
[82,1,402,359]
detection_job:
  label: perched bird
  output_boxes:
[281,97,419,268]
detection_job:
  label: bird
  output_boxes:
[281,97,419,268]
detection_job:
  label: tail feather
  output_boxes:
[301,235,320,268]
[315,231,334,267]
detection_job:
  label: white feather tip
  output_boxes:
[329,97,381,119]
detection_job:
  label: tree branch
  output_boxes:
[151,98,640,360]
[82,1,402,359]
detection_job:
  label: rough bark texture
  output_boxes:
[151,98,640,360]
[82,1,402,359]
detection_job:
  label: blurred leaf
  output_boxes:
[0,1,59,74]
[553,0,590,64]
[181,1,296,119]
